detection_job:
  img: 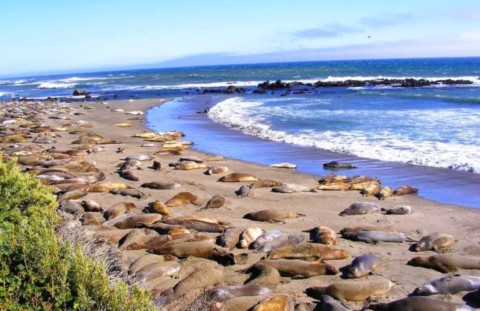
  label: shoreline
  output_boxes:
[2,98,479,310]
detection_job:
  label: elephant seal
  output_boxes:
[244,209,305,223]
[306,279,393,302]
[340,225,395,235]
[259,234,305,253]
[323,161,357,169]
[408,254,480,273]
[252,230,283,249]
[393,184,418,196]
[207,285,273,302]
[60,200,84,215]
[141,181,181,190]
[58,189,88,202]
[148,240,231,262]
[261,259,338,278]
[82,199,102,212]
[345,254,380,278]
[218,173,258,182]
[89,182,129,193]
[104,202,136,220]
[309,226,337,245]
[205,166,229,175]
[342,231,407,243]
[129,254,176,275]
[118,169,139,181]
[236,185,252,198]
[80,212,105,225]
[414,232,455,252]
[253,295,291,311]
[272,183,314,193]
[147,201,170,216]
[163,218,225,233]
[110,189,146,199]
[414,275,480,296]
[316,295,350,311]
[381,205,412,215]
[217,227,243,250]
[249,179,283,189]
[174,161,207,170]
[376,186,394,200]
[104,213,163,229]
[318,183,352,191]
[165,192,198,207]
[246,263,281,288]
[203,194,226,209]
[118,228,164,250]
[367,296,474,311]
[134,261,181,282]
[267,243,349,261]
[339,202,381,216]
[359,182,381,197]
[239,227,264,249]
[168,267,224,299]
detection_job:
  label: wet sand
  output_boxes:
[2,98,479,310]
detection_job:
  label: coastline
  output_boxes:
[3,98,479,310]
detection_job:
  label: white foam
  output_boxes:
[208,97,480,173]
[37,82,76,89]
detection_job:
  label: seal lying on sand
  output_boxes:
[207,285,273,302]
[414,275,480,295]
[245,263,281,288]
[414,232,455,252]
[203,194,226,209]
[260,259,338,278]
[367,296,474,311]
[382,205,412,215]
[165,192,198,207]
[308,226,337,245]
[239,227,264,249]
[342,230,407,243]
[251,230,283,249]
[249,180,283,189]
[272,183,314,193]
[306,279,393,302]
[218,173,258,182]
[393,184,418,196]
[407,254,480,273]
[244,209,305,223]
[266,243,349,261]
[217,227,243,250]
[345,254,380,278]
[339,202,381,216]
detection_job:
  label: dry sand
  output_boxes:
[2,98,479,310]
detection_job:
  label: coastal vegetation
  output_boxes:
[0,158,154,311]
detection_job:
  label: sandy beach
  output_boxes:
[2,98,479,310]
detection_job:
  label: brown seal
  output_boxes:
[245,263,281,288]
[165,192,198,207]
[110,188,146,199]
[306,279,393,302]
[163,218,225,233]
[367,296,474,311]
[104,213,163,229]
[359,182,381,197]
[118,169,139,181]
[217,227,243,250]
[168,267,224,299]
[104,202,136,220]
[393,184,418,196]
[205,165,229,175]
[308,226,336,245]
[152,160,161,171]
[244,209,305,223]
[376,186,394,200]
[80,212,106,225]
[203,194,226,209]
[253,294,291,311]
[414,232,455,252]
[261,259,338,278]
[82,199,102,212]
[60,200,84,215]
[134,261,181,282]
[318,183,352,191]
[58,189,88,202]
[207,285,273,302]
[249,179,283,189]
[147,201,170,216]
[407,254,480,273]
[267,243,349,261]
[141,181,181,190]
[218,173,258,182]
[118,228,161,250]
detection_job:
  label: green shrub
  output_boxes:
[0,158,154,311]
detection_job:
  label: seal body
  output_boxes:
[141,182,181,190]
[317,295,350,311]
[165,192,198,207]
[393,185,418,196]
[240,227,264,249]
[205,166,229,175]
[249,179,283,189]
[252,230,283,249]
[415,275,480,295]
[342,230,407,243]
[267,243,349,261]
[323,161,356,169]
[307,279,393,302]
[261,259,338,278]
[359,183,381,197]
[259,234,305,253]
[414,232,455,252]
[367,296,474,311]
[382,205,412,215]
[272,183,313,193]
[407,255,480,273]
[339,202,381,216]
[207,285,273,302]
[218,173,258,182]
[310,226,336,245]
[346,254,380,278]
[204,194,226,209]
[217,227,243,250]
[376,186,394,200]
[244,209,304,223]
[236,185,252,197]
[246,263,281,287]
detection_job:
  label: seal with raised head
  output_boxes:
[218,173,258,182]
[261,259,338,278]
[207,285,273,302]
[407,254,480,273]
[339,202,381,216]
[267,243,349,261]
[414,275,480,296]
[244,209,305,223]
[306,279,393,302]
[367,296,474,311]
[165,192,198,207]
[393,184,418,196]
[203,194,226,209]
[345,254,380,278]
[414,232,455,252]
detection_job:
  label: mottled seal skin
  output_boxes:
[246,263,281,288]
[272,183,314,193]
[244,209,305,223]
[407,254,480,273]
[267,243,349,261]
[165,192,198,207]
[306,279,393,302]
[217,227,243,250]
[205,166,229,175]
[323,161,357,169]
[261,259,338,278]
[163,218,225,233]
[239,227,264,249]
[393,184,418,196]
[259,234,305,253]
[249,179,283,189]
[253,294,291,311]
[141,181,181,190]
[207,285,273,302]
[359,182,381,197]
[342,230,407,243]
[104,202,136,220]
[203,194,226,209]
[309,226,337,246]
[381,205,412,215]
[218,173,258,182]
[316,295,350,311]
[252,230,283,249]
[236,185,252,198]
[339,202,381,216]
[376,186,394,200]
[346,254,380,278]
[367,296,474,311]
[414,275,480,296]
[414,232,455,252]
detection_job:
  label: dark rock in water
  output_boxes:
[72,89,90,96]
[201,85,246,94]
[323,161,357,169]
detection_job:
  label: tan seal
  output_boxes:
[205,165,229,175]
[407,254,480,273]
[165,192,198,207]
[244,209,305,223]
[261,259,338,278]
[203,194,226,209]
[89,182,129,193]
[414,232,455,252]
[359,182,381,196]
[267,243,349,261]
[217,227,243,250]
[207,285,273,302]
[393,184,418,196]
[249,179,283,189]
[147,201,170,216]
[104,202,136,220]
[218,173,258,182]
[376,186,394,200]
[367,296,474,311]
[239,227,264,249]
[253,294,291,311]
[308,226,337,245]
[307,279,393,302]
[246,263,281,288]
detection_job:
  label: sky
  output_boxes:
[0,0,479,76]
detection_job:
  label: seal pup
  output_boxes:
[207,285,273,302]
[341,230,407,243]
[407,254,480,273]
[367,296,474,311]
[251,230,283,249]
[308,226,337,245]
[381,205,412,215]
[236,185,252,198]
[249,180,283,189]
[414,275,480,296]
[259,234,305,253]
[414,232,455,252]
[345,254,380,278]
[339,202,381,216]
[267,243,349,261]
[205,166,229,175]
[244,209,305,223]
[203,194,226,209]
[239,227,264,249]
[218,173,258,182]
[306,279,393,302]
[272,183,314,193]
[260,259,338,278]
[393,184,418,196]
[165,192,198,207]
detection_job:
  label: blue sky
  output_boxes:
[1,0,479,76]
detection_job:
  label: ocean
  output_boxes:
[1,57,479,207]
